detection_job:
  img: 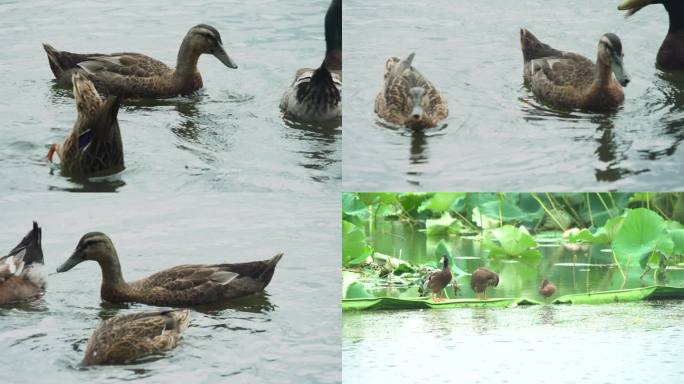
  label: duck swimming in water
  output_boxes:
[0,222,46,305]
[43,24,237,98]
[520,28,630,111]
[374,52,448,128]
[56,232,283,307]
[280,0,342,122]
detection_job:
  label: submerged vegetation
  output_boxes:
[343,192,684,302]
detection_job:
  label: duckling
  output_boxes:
[0,222,46,305]
[280,0,342,122]
[538,278,557,302]
[470,267,499,300]
[56,232,283,306]
[420,255,453,301]
[520,28,630,111]
[47,73,123,177]
[374,53,448,128]
[619,0,684,70]
[82,309,190,365]
[43,24,237,98]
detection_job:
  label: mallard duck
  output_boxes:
[47,73,124,177]
[374,52,448,129]
[619,0,684,70]
[56,232,283,306]
[43,24,237,98]
[280,0,342,122]
[420,255,453,301]
[520,28,631,111]
[0,222,46,305]
[82,309,190,365]
[470,267,499,300]
[538,278,557,302]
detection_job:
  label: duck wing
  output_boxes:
[531,53,595,88]
[134,253,283,305]
[77,53,171,78]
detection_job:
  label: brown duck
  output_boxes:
[421,255,452,301]
[0,222,46,305]
[520,28,630,111]
[82,309,190,366]
[47,73,123,177]
[374,52,448,129]
[470,267,499,300]
[619,0,684,70]
[539,278,557,302]
[56,232,283,306]
[43,24,237,98]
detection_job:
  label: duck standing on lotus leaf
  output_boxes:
[43,24,237,98]
[0,222,46,305]
[520,28,630,111]
[47,73,124,177]
[420,255,453,302]
[280,0,342,123]
[56,232,283,307]
[470,267,499,300]
[619,0,684,71]
[81,309,190,366]
[375,52,448,129]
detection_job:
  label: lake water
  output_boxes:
[343,0,684,190]
[0,193,340,384]
[0,0,340,192]
[343,302,684,383]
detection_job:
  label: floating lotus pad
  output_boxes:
[342,285,684,311]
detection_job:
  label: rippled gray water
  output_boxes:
[343,302,684,383]
[343,0,684,190]
[0,0,340,192]
[0,193,340,383]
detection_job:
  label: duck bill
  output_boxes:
[56,249,83,273]
[213,44,238,69]
[611,56,631,87]
[618,0,652,11]
[410,105,424,120]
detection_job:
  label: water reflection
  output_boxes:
[283,117,341,182]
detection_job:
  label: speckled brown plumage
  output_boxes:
[81,309,190,366]
[375,53,448,129]
[520,28,629,111]
[43,24,237,98]
[620,0,684,70]
[470,267,499,300]
[0,222,46,305]
[421,255,452,301]
[57,232,283,307]
[281,0,342,122]
[49,73,124,177]
[538,278,557,301]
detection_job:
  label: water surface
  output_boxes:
[0,0,340,192]
[343,0,684,190]
[0,193,340,383]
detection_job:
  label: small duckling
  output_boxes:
[470,267,499,300]
[539,278,557,302]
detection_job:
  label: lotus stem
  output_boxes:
[531,193,567,231]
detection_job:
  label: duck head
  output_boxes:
[540,278,550,288]
[57,232,116,272]
[184,24,237,69]
[407,86,427,126]
[598,33,631,86]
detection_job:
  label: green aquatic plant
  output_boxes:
[482,225,541,261]
[342,220,372,266]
